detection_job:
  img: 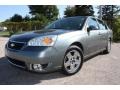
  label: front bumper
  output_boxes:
[5,46,63,72]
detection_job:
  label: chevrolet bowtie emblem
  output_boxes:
[10,43,15,47]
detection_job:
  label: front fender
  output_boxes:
[54,31,87,60]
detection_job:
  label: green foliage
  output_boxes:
[75,5,94,16]
[1,5,59,36]
[2,21,48,36]
[113,18,120,42]
[0,31,10,37]
[98,5,120,20]
[23,15,31,21]
[2,22,21,36]
[31,14,49,23]
[98,5,120,28]
[64,6,75,17]
[98,5,120,42]
[64,5,94,17]
[28,5,59,21]
[10,14,23,22]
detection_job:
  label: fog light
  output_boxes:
[32,64,42,71]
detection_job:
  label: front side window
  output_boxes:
[87,18,99,30]
[45,16,86,30]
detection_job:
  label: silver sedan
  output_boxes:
[5,16,113,75]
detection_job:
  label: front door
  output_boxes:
[84,17,100,55]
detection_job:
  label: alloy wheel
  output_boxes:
[64,49,81,74]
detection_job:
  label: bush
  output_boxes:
[113,18,120,42]
[2,21,48,36]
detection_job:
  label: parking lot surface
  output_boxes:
[0,37,120,85]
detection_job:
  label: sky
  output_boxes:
[0,5,98,22]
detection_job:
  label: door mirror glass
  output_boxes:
[87,17,99,31]
[87,25,98,31]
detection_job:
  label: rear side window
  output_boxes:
[97,19,107,30]
[87,18,99,30]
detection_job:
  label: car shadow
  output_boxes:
[0,57,67,85]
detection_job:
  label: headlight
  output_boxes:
[28,35,58,46]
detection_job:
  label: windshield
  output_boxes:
[45,16,86,30]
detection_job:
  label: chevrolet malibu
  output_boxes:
[5,16,113,75]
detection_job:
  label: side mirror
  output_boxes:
[87,25,97,32]
[87,27,91,32]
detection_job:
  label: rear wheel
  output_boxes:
[62,45,83,75]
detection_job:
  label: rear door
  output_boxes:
[97,19,108,49]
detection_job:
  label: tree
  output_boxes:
[23,15,31,21]
[98,5,120,28]
[75,5,94,16]
[10,14,23,22]
[64,5,94,17]
[98,5,120,42]
[113,17,120,42]
[28,5,59,21]
[64,6,75,17]
[98,5,120,20]
[31,13,49,28]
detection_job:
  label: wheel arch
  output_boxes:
[70,42,84,54]
[62,41,84,75]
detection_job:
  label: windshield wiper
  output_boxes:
[49,27,64,29]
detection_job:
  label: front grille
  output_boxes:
[7,57,26,68]
[7,41,25,50]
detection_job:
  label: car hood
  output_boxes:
[9,29,74,42]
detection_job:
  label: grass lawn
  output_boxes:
[0,30,32,37]
[0,31,10,37]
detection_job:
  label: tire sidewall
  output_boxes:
[62,45,83,75]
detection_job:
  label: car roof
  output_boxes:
[64,16,88,18]
[64,16,103,21]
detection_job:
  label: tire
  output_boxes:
[103,39,111,54]
[62,45,83,75]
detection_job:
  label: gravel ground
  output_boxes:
[0,37,120,85]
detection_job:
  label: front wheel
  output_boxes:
[62,45,83,75]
